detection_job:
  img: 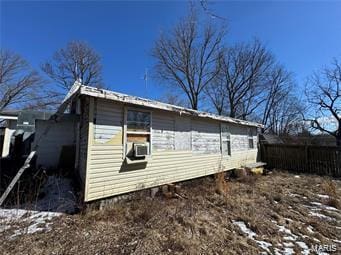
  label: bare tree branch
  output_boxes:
[305,59,341,146]
[0,49,51,111]
[41,41,103,93]
[152,9,226,110]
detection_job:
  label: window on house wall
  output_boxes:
[127,110,151,132]
[248,128,254,149]
[125,108,152,157]
[221,124,231,156]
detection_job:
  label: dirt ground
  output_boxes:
[1,170,340,255]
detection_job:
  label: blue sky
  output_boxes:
[1,1,341,100]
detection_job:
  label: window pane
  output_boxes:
[222,140,231,155]
[249,138,254,149]
[127,110,150,132]
[222,141,227,153]
[227,141,231,155]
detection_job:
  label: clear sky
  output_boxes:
[1,1,341,100]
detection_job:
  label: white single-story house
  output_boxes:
[58,82,263,202]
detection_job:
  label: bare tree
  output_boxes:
[152,10,225,110]
[305,59,341,146]
[261,65,294,129]
[217,39,274,119]
[267,94,304,135]
[158,91,189,108]
[42,41,103,93]
[0,49,48,111]
[204,80,226,115]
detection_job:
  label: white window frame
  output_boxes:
[123,106,152,157]
[220,123,231,156]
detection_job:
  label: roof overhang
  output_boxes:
[75,85,263,128]
[0,115,18,120]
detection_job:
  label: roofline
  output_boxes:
[0,115,18,120]
[76,85,263,128]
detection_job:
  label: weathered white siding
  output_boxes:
[152,112,175,151]
[84,98,258,202]
[192,120,220,154]
[174,116,191,151]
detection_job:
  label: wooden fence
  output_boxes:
[260,144,341,177]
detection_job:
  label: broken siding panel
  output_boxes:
[192,120,220,154]
[93,99,123,145]
[152,112,175,151]
[174,116,191,151]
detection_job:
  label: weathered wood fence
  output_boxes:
[260,144,341,177]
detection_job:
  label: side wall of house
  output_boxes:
[84,98,258,202]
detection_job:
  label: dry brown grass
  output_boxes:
[1,170,340,255]
[321,179,340,209]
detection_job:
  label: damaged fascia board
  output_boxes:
[52,81,82,119]
[80,85,263,128]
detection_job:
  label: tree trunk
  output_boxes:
[337,121,341,147]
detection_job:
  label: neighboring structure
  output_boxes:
[0,111,18,157]
[0,111,76,169]
[32,114,78,168]
[0,111,53,158]
[259,134,284,145]
[60,83,263,202]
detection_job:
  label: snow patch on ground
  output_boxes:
[25,175,77,213]
[317,194,329,199]
[233,220,272,253]
[233,221,256,239]
[307,225,314,234]
[310,202,338,211]
[296,241,309,255]
[275,223,312,255]
[309,211,333,220]
[0,175,76,239]
[0,209,62,239]
[289,193,300,197]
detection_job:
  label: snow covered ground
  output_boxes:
[233,193,341,255]
[0,175,77,239]
[0,209,62,239]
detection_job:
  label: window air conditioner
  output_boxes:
[134,143,149,157]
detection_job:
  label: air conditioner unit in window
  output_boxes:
[134,143,149,157]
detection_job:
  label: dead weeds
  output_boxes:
[1,170,340,255]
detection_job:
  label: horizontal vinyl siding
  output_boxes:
[87,146,256,201]
[152,113,175,151]
[192,120,220,154]
[85,98,258,202]
[93,99,123,144]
